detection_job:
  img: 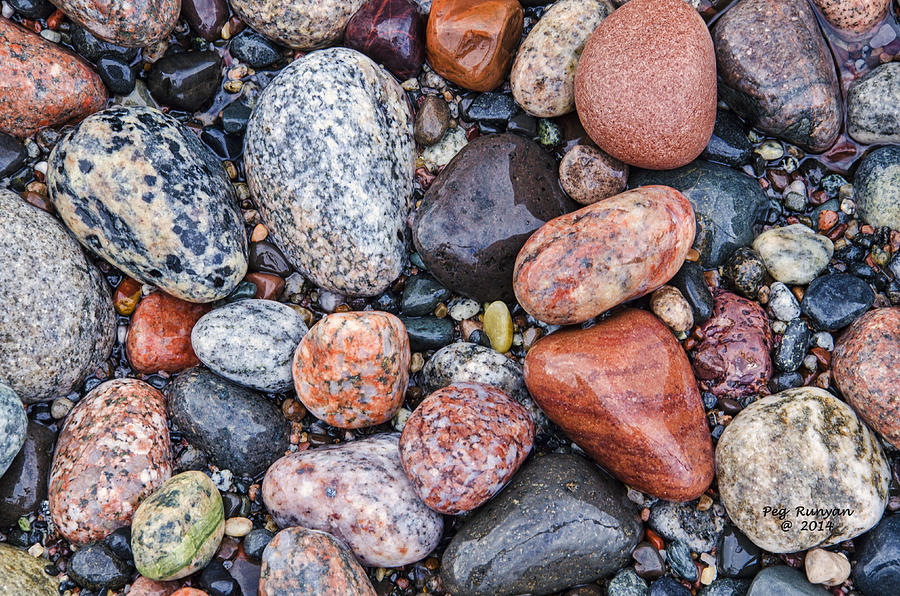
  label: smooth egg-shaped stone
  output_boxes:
[131,471,224,581]
[126,291,210,374]
[344,0,426,80]
[0,383,25,478]
[510,0,614,118]
[717,387,889,553]
[49,379,173,544]
[52,0,178,46]
[146,51,223,112]
[811,0,890,36]
[574,0,716,169]
[0,420,54,526]
[182,0,228,41]
[751,224,833,285]
[191,299,309,393]
[513,185,695,326]
[229,0,364,49]
[245,48,414,297]
[0,19,107,138]
[48,106,248,303]
[262,433,443,567]
[0,190,116,403]
[524,308,714,501]
[0,543,59,596]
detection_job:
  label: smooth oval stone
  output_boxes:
[0,19,107,139]
[48,106,248,303]
[399,315,454,351]
[68,543,130,591]
[574,0,715,169]
[230,31,282,68]
[848,62,900,144]
[245,48,413,297]
[441,453,641,596]
[0,132,26,178]
[413,133,576,303]
[0,543,59,596]
[191,299,308,393]
[701,109,753,167]
[712,0,842,152]
[132,471,224,581]
[182,0,228,41]
[147,51,223,112]
[747,566,828,596]
[126,291,210,374]
[345,0,425,80]
[510,0,614,118]
[293,311,409,429]
[52,0,178,46]
[811,0,890,36]
[524,308,714,501]
[513,186,695,325]
[400,274,451,316]
[801,273,874,331]
[670,261,714,324]
[399,382,534,514]
[751,224,834,285]
[717,526,761,579]
[49,378,173,544]
[774,318,810,373]
[229,0,365,49]
[7,0,53,19]
[558,144,628,205]
[259,527,376,596]
[0,384,25,477]
[69,25,140,62]
[854,145,900,229]
[166,367,290,476]
[0,421,54,526]
[631,160,768,268]
[261,433,443,567]
[0,190,115,403]
[717,386,889,553]
[97,55,136,95]
[853,514,900,596]
[833,308,900,449]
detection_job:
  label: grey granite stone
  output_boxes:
[229,0,365,50]
[0,383,25,477]
[848,62,900,144]
[854,145,900,230]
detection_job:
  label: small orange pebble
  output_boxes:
[171,589,210,596]
[114,277,143,315]
[46,9,65,29]
[861,224,875,235]
[250,223,268,242]
[817,209,838,232]
[645,528,664,551]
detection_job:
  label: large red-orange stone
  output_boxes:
[126,291,211,374]
[573,0,716,169]
[523,308,714,501]
[0,18,107,138]
[426,0,523,92]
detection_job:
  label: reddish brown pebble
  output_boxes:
[0,18,107,138]
[690,290,773,398]
[811,0,890,36]
[399,382,534,514]
[48,378,173,544]
[281,398,306,422]
[558,144,629,205]
[513,185,695,325]
[293,311,410,428]
[126,291,211,374]
[170,590,209,596]
[524,308,714,501]
[573,0,716,169]
[818,209,839,232]
[259,527,376,596]
[127,577,180,596]
[833,308,900,449]
[426,0,523,92]
[245,272,284,300]
[114,277,143,316]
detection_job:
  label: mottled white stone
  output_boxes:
[752,224,833,285]
[0,383,25,476]
[229,0,365,49]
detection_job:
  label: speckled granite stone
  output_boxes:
[191,299,309,393]
[0,383,25,477]
[48,378,173,544]
[48,106,248,303]
[848,63,900,144]
[52,0,178,46]
[0,543,59,596]
[262,433,443,567]
[259,527,376,596]
[229,0,365,49]
[245,48,414,297]
[510,0,614,117]
[751,224,833,285]
[811,0,890,36]
[0,189,115,403]
[717,387,889,553]
[853,145,900,230]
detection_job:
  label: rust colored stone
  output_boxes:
[128,577,180,596]
[425,0,523,92]
[0,18,107,138]
[245,272,284,300]
[573,0,716,169]
[114,277,143,316]
[523,308,714,501]
[125,291,211,374]
[833,308,900,449]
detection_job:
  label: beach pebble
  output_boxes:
[52,0,178,46]
[853,514,900,596]
[0,383,26,478]
[650,285,694,338]
[853,145,900,230]
[0,543,59,596]
[848,62,900,144]
[558,144,629,205]
[228,0,365,49]
[811,0,890,36]
[0,420,54,526]
[804,549,851,587]
[344,0,426,80]
[751,224,834,285]
[126,291,210,374]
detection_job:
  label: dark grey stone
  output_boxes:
[853,514,900,596]
[774,319,809,373]
[800,273,874,331]
[400,316,454,352]
[146,51,223,112]
[717,526,760,579]
[68,543,130,591]
[670,261,714,324]
[400,275,452,316]
[854,145,900,230]
[747,566,828,596]
[0,132,26,179]
[0,421,54,526]
[666,540,697,582]
[230,30,283,68]
[700,109,752,167]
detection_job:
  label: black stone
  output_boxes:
[399,316,454,352]
[0,132,26,179]
[468,329,492,348]
[8,0,53,20]
[800,273,874,331]
[96,56,136,96]
[633,542,665,580]
[441,454,640,596]
[222,101,252,135]
[224,279,257,303]
[400,275,452,316]
[230,31,282,68]
[700,109,752,167]
[201,127,243,160]
[199,559,243,596]
[769,371,804,392]
[723,247,766,299]
[746,565,827,595]
[70,26,139,62]
[68,543,130,591]
[631,160,768,268]
[699,578,751,596]
[853,514,900,596]
[651,576,692,596]
[667,540,698,581]
[372,290,400,314]
[243,528,274,561]
[462,92,520,126]
[147,51,223,112]
[249,240,292,276]
[103,526,133,563]
[670,261,714,324]
[717,526,761,579]
[507,112,538,137]
[0,421,54,525]
[774,319,809,373]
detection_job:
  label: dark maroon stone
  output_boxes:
[344,0,426,80]
[182,0,229,41]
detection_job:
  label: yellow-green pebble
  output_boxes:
[483,301,513,353]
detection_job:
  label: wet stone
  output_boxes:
[0,132,26,178]
[414,95,451,146]
[230,31,282,68]
[68,543,129,591]
[243,528,274,562]
[633,542,665,580]
[7,0,53,18]
[747,566,828,596]
[344,0,426,80]
[462,92,519,125]
[800,273,874,331]
[400,274,452,316]
[228,0,366,49]
[853,514,900,596]
[649,499,726,553]
[69,25,139,62]
[723,247,766,299]
[221,101,252,135]
[700,109,752,167]
[0,421,54,526]
[848,62,900,144]
[854,145,900,230]
[126,291,210,375]
[97,55,136,95]
[0,383,26,477]
[249,241,292,276]
[0,543,59,596]
[667,540,698,582]
[699,578,751,596]
[53,0,179,46]
[650,576,692,596]
[774,318,810,373]
[608,568,649,596]
[751,224,833,285]
[558,144,628,205]
[147,51,223,112]
[717,526,761,579]
[400,316,454,351]
[670,261,714,324]
[182,0,228,41]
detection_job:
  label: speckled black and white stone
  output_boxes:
[848,62,900,144]
[422,342,547,431]
[854,145,900,231]
[244,48,415,297]
[717,387,889,553]
[0,190,115,403]
[191,299,308,393]
[510,0,614,117]
[751,224,833,285]
[229,0,365,49]
[47,106,248,303]
[0,383,26,477]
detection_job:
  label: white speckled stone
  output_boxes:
[47,106,248,303]
[0,383,25,477]
[229,0,365,50]
[191,299,308,393]
[511,0,614,117]
[848,62,900,144]
[752,224,833,285]
[245,48,415,297]
[717,387,889,553]
[0,190,115,403]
